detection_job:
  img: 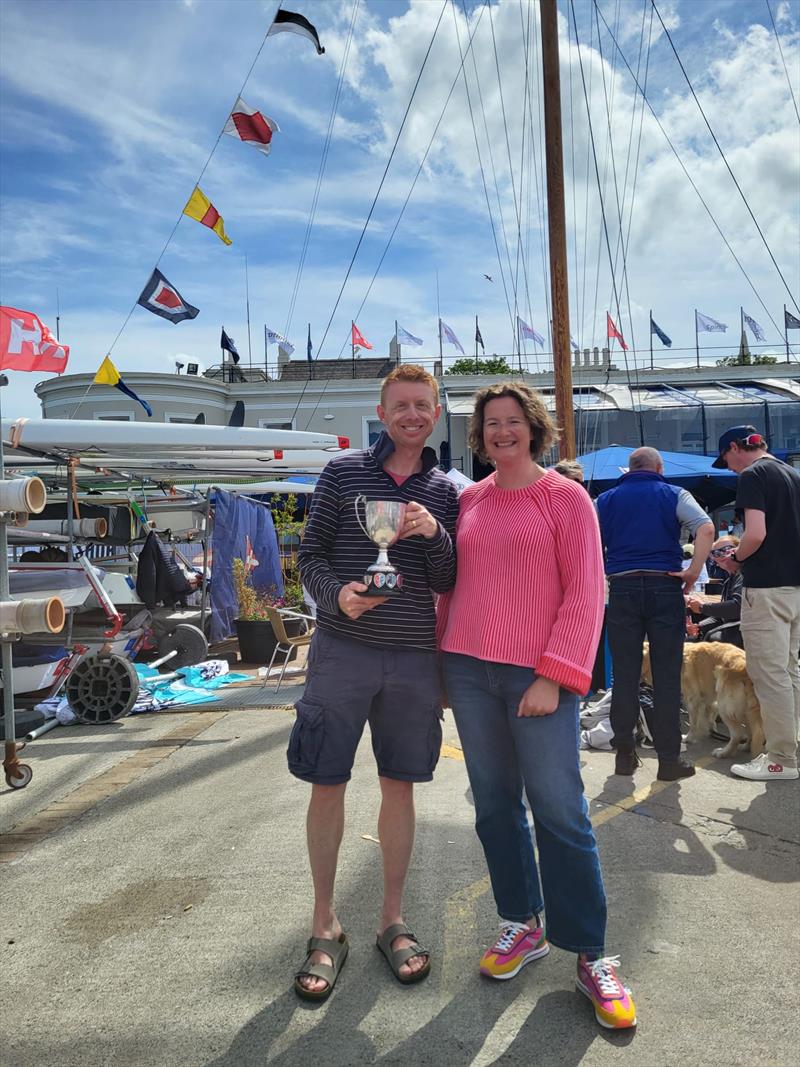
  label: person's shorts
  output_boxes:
[287,627,443,785]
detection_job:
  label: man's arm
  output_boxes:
[735,509,766,562]
[297,465,346,615]
[421,484,459,593]
[670,489,715,592]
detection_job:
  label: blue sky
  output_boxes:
[1,0,798,419]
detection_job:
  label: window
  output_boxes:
[95,413,132,421]
[258,419,295,430]
[364,418,383,447]
[167,415,197,424]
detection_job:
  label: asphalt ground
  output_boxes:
[1,693,799,1067]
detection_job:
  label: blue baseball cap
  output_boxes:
[712,425,766,468]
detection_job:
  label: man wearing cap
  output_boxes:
[713,426,800,781]
[596,446,715,780]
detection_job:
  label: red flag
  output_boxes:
[352,323,373,350]
[606,312,628,351]
[0,306,69,373]
[224,96,280,156]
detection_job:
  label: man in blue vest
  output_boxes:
[597,447,715,780]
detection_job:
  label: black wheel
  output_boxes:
[6,763,33,789]
[158,623,208,668]
[66,654,140,724]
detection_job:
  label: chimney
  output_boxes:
[593,347,601,368]
[583,348,592,368]
[601,346,610,368]
[573,347,581,369]
[278,344,291,374]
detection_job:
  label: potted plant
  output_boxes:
[232,558,308,666]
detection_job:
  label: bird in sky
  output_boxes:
[483,274,493,282]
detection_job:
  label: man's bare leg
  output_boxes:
[377,777,428,978]
[297,782,347,994]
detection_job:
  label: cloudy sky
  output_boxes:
[1,0,798,419]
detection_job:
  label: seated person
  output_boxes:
[686,536,742,647]
[681,543,709,593]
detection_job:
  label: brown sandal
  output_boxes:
[376,923,431,985]
[294,933,349,1001]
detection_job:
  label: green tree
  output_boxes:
[445,356,513,375]
[716,352,778,366]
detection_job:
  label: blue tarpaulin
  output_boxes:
[210,490,283,643]
[578,446,738,508]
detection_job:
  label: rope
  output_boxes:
[765,0,800,125]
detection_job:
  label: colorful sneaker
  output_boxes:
[479,921,550,980]
[731,753,799,781]
[576,955,637,1029]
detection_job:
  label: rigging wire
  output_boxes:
[288,0,448,427]
[594,2,786,340]
[652,0,798,312]
[283,0,360,342]
[765,0,800,125]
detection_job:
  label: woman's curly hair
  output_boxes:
[468,381,558,463]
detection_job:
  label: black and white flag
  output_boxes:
[268,9,325,54]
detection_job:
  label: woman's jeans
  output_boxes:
[443,652,607,954]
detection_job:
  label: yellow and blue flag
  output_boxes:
[94,356,153,417]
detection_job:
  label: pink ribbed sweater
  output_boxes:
[437,470,605,695]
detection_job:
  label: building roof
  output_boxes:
[279,357,397,381]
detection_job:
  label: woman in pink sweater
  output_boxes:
[438,382,636,1030]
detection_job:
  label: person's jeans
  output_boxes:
[443,653,607,954]
[607,575,685,761]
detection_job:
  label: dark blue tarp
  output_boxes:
[578,446,738,508]
[210,490,283,643]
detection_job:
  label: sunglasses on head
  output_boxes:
[710,546,735,558]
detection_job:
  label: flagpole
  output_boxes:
[541,0,575,459]
[351,320,356,379]
[649,309,653,371]
[56,288,61,342]
[694,309,700,370]
[438,318,443,368]
[245,255,252,369]
[785,305,790,363]
[221,331,227,383]
[436,272,442,371]
[264,324,268,380]
[740,305,744,346]
[475,315,479,373]
[395,319,400,366]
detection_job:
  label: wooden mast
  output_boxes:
[540,0,576,459]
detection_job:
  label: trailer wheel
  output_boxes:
[66,654,139,724]
[158,624,208,668]
[6,763,33,789]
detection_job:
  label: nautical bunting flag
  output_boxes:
[517,317,544,347]
[439,319,464,355]
[183,187,232,245]
[94,356,153,417]
[650,317,672,348]
[352,323,373,350]
[221,327,240,364]
[224,97,280,156]
[606,312,628,351]
[743,311,766,342]
[307,324,313,363]
[0,306,69,373]
[396,325,423,346]
[786,309,800,331]
[696,310,727,333]
[266,327,294,355]
[137,269,199,323]
[268,9,325,54]
[475,321,485,352]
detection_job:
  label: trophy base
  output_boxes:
[356,571,404,597]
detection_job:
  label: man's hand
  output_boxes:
[338,581,388,619]
[398,501,438,540]
[518,677,560,717]
[686,595,703,614]
[686,620,700,638]
[668,567,700,593]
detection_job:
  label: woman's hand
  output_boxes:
[518,677,560,717]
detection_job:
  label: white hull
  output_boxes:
[3,418,346,454]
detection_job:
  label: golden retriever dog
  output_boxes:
[641,642,765,757]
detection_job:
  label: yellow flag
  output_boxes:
[94,355,121,386]
[183,186,232,245]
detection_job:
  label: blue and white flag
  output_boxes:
[570,335,580,354]
[396,325,423,347]
[743,311,766,342]
[266,327,294,356]
[439,319,464,355]
[650,317,672,348]
[696,311,727,333]
[517,316,544,347]
[785,309,800,331]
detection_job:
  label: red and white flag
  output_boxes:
[0,306,69,373]
[224,97,280,156]
[606,312,628,351]
[352,323,373,350]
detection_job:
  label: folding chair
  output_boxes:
[262,606,314,693]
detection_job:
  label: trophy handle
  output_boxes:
[354,494,372,541]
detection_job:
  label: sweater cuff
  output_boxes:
[536,652,592,696]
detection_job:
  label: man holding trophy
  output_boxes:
[290,364,459,1001]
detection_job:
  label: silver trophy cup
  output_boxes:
[354,496,407,596]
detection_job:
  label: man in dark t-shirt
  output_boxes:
[713,425,800,781]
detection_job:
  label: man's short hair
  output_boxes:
[628,446,662,471]
[554,459,584,483]
[380,364,439,407]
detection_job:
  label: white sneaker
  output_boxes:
[730,753,799,781]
